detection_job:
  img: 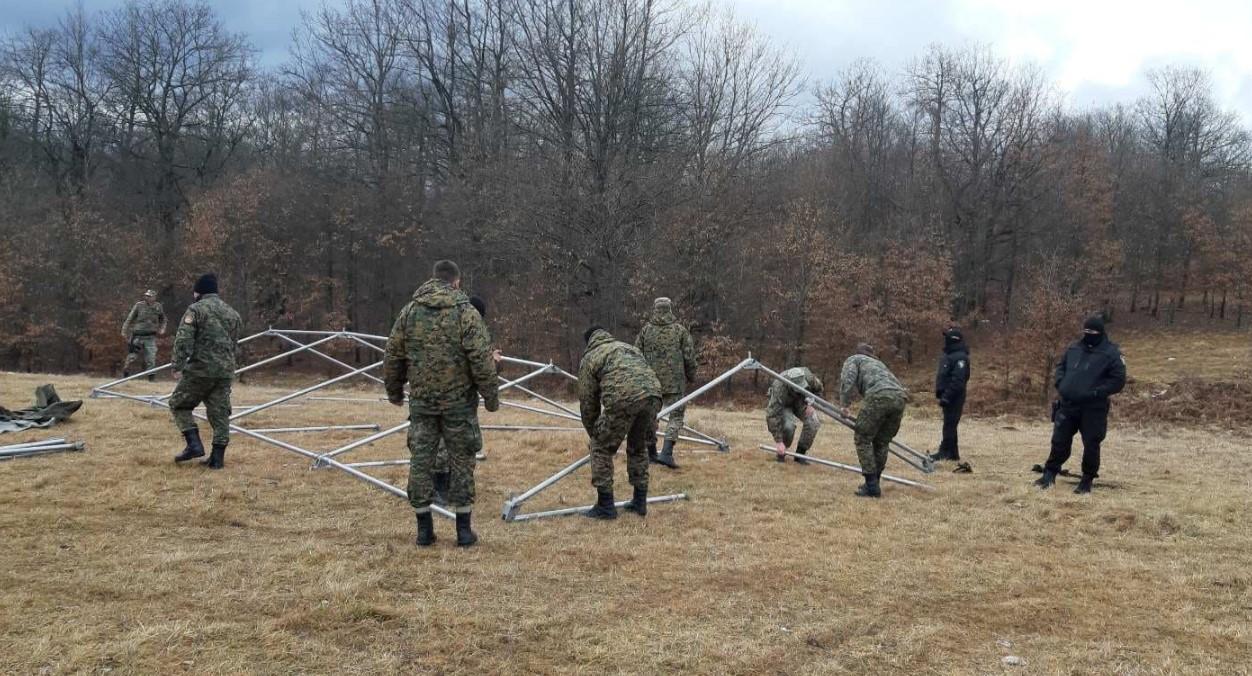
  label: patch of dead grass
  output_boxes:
[1,371,1250,674]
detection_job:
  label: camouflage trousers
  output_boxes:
[124,335,158,372]
[853,392,906,475]
[407,408,482,514]
[169,375,233,447]
[660,393,686,444]
[590,396,660,493]
[780,409,822,451]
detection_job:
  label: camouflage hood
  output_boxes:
[413,279,468,309]
[584,329,617,354]
[649,306,677,326]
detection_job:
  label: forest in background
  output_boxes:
[2,0,1250,403]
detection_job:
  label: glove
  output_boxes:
[483,395,500,413]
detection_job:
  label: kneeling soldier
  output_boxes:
[767,367,824,464]
[838,344,909,498]
[579,326,662,519]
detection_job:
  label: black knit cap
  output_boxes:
[193,273,219,295]
[1083,313,1105,333]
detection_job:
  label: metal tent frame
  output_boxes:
[92,328,727,522]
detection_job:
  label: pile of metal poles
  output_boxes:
[0,438,85,461]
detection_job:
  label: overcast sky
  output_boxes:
[4,0,1251,121]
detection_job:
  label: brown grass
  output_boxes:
[1,371,1249,674]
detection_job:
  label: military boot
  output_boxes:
[794,444,811,465]
[1074,475,1094,494]
[655,440,679,469]
[173,429,206,463]
[455,512,478,547]
[415,512,436,546]
[647,439,658,463]
[203,443,226,469]
[623,487,648,517]
[855,473,882,498]
[432,471,451,505]
[123,369,131,378]
[148,374,156,383]
[1034,469,1057,489]
[584,490,618,520]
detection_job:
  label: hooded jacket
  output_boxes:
[383,279,499,414]
[1054,334,1126,406]
[635,305,698,395]
[578,329,661,433]
[934,340,970,405]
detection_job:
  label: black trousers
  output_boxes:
[938,396,965,458]
[1045,401,1108,478]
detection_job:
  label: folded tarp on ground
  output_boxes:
[0,385,83,433]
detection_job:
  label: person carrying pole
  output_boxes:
[767,367,824,465]
[635,296,697,469]
[384,261,499,547]
[579,326,662,519]
[837,344,909,498]
[170,274,243,470]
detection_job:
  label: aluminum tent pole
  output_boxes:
[0,443,85,460]
[317,421,411,463]
[756,445,933,490]
[501,454,590,520]
[509,494,688,522]
[91,329,270,396]
[268,332,384,384]
[344,334,386,354]
[246,424,381,434]
[229,361,382,421]
[748,361,934,474]
[233,332,346,377]
[658,358,755,419]
[0,438,68,450]
[482,425,584,432]
[345,459,410,468]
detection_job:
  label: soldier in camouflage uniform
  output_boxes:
[579,326,662,519]
[635,297,697,469]
[432,295,490,504]
[766,367,824,465]
[122,289,167,381]
[384,261,499,547]
[171,274,243,470]
[838,344,908,498]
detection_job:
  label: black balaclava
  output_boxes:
[1082,314,1106,348]
[943,327,964,353]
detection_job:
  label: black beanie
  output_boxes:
[193,273,219,295]
[1083,314,1105,333]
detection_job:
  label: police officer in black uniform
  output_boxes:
[930,327,970,462]
[1035,314,1127,494]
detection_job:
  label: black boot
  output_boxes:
[433,471,451,505]
[623,487,648,517]
[794,445,810,465]
[174,429,205,463]
[415,512,436,546]
[455,512,478,547]
[123,369,130,378]
[1034,468,1057,489]
[1074,475,1094,494]
[655,440,679,469]
[647,439,658,463]
[855,473,882,498]
[584,490,618,520]
[203,443,226,469]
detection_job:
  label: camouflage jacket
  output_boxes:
[635,306,697,395]
[839,354,907,407]
[384,279,499,415]
[578,329,661,433]
[122,301,166,336]
[766,367,823,441]
[172,294,242,379]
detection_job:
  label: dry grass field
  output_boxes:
[1,369,1250,674]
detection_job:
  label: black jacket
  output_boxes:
[1054,338,1126,406]
[935,346,970,405]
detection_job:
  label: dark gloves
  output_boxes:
[483,394,500,413]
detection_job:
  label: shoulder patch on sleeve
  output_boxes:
[183,312,195,325]
[957,360,966,368]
